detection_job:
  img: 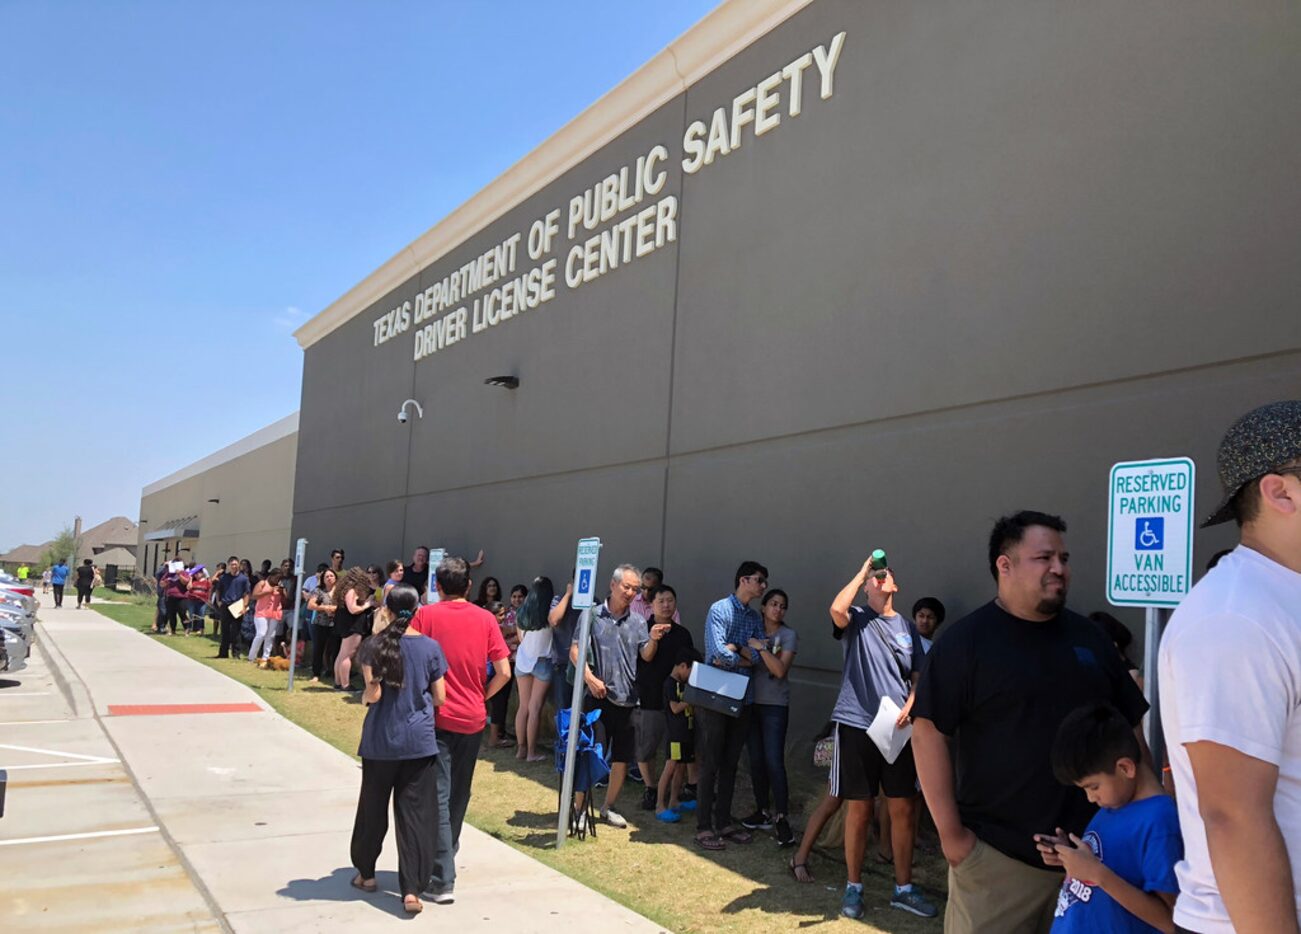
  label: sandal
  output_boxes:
[789,857,814,883]
[720,825,753,844]
[350,875,377,893]
[694,831,726,851]
[493,739,516,749]
[403,894,423,914]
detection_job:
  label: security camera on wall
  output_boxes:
[397,410,408,424]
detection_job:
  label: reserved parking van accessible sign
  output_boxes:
[1106,457,1196,608]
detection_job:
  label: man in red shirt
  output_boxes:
[411,554,510,903]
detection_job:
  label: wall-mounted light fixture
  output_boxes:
[207,498,221,504]
[397,399,424,424]
[484,375,520,390]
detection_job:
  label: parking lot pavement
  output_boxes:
[15,601,665,933]
[0,637,221,932]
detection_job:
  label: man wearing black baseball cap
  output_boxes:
[1159,400,1301,934]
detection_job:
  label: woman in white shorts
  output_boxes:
[512,577,556,762]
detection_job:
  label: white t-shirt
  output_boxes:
[515,627,553,675]
[1158,545,1301,933]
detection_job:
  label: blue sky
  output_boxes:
[0,0,720,551]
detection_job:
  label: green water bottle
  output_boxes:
[869,549,888,578]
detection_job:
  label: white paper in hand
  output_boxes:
[867,695,912,764]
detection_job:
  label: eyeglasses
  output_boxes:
[745,575,768,587]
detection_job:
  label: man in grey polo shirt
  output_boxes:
[571,563,670,828]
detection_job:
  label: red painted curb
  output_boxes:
[107,703,263,716]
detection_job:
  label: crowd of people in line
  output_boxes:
[138,400,1300,933]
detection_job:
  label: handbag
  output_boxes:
[682,661,749,718]
[813,735,835,769]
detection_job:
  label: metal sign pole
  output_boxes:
[288,537,307,692]
[557,537,601,849]
[1143,606,1166,766]
[556,607,591,848]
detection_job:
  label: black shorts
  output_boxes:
[665,731,694,764]
[591,699,636,764]
[830,722,918,800]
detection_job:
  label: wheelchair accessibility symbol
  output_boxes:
[578,569,591,592]
[1134,517,1164,551]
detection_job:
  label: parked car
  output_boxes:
[0,607,34,648]
[0,590,36,616]
[0,626,27,672]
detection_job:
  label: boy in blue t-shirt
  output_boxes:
[1035,703,1183,934]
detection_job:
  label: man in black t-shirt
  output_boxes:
[406,546,430,598]
[912,511,1149,934]
[633,585,695,810]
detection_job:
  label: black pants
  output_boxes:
[52,584,64,607]
[218,605,240,658]
[488,672,513,734]
[311,623,339,678]
[164,596,186,634]
[76,585,92,607]
[430,727,484,891]
[696,704,752,834]
[350,755,438,897]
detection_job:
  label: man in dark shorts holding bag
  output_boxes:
[829,552,937,920]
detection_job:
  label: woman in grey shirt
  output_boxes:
[741,588,799,846]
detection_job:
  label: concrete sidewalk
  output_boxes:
[28,601,665,933]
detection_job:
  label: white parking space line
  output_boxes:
[0,743,117,762]
[0,692,50,697]
[1,760,121,771]
[0,826,160,847]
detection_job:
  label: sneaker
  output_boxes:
[628,764,644,784]
[676,799,697,813]
[890,887,938,918]
[740,810,772,831]
[423,885,455,905]
[841,884,865,920]
[681,783,697,802]
[601,808,628,829]
[774,816,794,847]
[640,786,657,811]
[655,809,680,823]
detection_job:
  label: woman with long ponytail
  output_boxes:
[349,584,448,914]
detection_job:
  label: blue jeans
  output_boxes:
[747,703,790,815]
[429,727,483,892]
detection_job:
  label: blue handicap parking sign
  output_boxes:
[1135,517,1164,551]
[578,569,591,592]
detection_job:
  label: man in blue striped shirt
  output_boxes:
[694,560,768,851]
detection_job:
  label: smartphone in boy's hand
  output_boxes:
[1033,827,1069,867]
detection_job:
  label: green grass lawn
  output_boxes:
[94,601,948,933]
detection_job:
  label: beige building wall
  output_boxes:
[138,414,298,575]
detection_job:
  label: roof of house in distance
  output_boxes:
[79,516,139,555]
[0,543,44,563]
